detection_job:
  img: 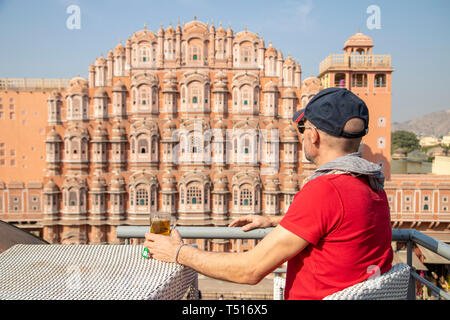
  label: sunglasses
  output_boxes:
[297,122,316,134]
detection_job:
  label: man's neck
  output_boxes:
[314,150,353,168]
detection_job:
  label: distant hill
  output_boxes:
[392,109,450,137]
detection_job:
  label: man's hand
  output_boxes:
[228,215,275,232]
[144,228,184,263]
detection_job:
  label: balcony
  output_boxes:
[319,54,392,75]
[0,78,71,91]
[117,226,450,300]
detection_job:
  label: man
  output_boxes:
[144,87,393,300]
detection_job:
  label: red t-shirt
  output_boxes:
[279,174,393,300]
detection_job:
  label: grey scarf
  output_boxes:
[303,152,385,191]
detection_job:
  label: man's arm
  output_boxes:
[145,225,309,285]
[228,215,283,231]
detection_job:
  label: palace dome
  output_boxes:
[344,32,373,48]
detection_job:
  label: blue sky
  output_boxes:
[0,0,449,122]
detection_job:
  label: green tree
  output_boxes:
[391,130,420,153]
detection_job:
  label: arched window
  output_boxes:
[69,191,77,206]
[151,136,158,155]
[139,85,150,107]
[189,46,202,63]
[352,74,367,87]
[335,73,346,87]
[190,135,201,153]
[243,137,250,154]
[136,187,148,206]
[375,74,386,87]
[138,138,148,154]
[187,185,202,204]
[140,46,150,62]
[240,187,252,206]
[241,87,250,107]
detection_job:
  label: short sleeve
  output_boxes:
[279,176,343,246]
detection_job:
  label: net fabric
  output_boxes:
[0,244,198,300]
[273,263,411,300]
[323,263,411,300]
[273,276,286,300]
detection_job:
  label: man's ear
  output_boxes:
[310,128,320,145]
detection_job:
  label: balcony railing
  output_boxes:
[0,78,71,91]
[117,226,450,300]
[319,54,391,74]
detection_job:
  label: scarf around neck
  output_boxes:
[302,152,385,191]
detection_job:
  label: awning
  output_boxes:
[392,250,428,271]
[417,244,450,265]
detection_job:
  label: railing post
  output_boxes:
[407,240,416,300]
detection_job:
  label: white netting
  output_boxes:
[273,263,411,300]
[0,244,198,300]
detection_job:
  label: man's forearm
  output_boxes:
[177,245,260,285]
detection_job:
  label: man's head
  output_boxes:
[293,88,369,164]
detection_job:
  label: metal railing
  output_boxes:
[116,226,450,300]
[319,53,391,74]
[0,78,71,91]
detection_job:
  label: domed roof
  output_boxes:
[46,127,62,142]
[216,23,226,36]
[263,80,277,92]
[214,119,227,130]
[165,24,175,36]
[265,43,277,57]
[213,169,228,191]
[94,87,108,98]
[161,169,176,190]
[282,171,299,192]
[283,123,298,139]
[112,80,127,92]
[111,120,127,138]
[344,32,373,48]
[164,71,177,81]
[95,56,107,66]
[91,174,107,191]
[110,171,126,191]
[67,77,88,95]
[114,42,125,54]
[48,90,62,100]
[281,88,297,98]
[44,179,60,193]
[93,121,108,139]
[264,175,280,192]
[162,119,176,138]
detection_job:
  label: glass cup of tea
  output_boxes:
[150,212,174,236]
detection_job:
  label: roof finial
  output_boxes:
[357,28,360,33]
[144,22,147,30]
[244,25,247,32]
[194,15,197,21]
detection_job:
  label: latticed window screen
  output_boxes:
[187,186,201,204]
[69,191,77,206]
[190,135,201,153]
[136,188,148,206]
[240,188,252,206]
[180,187,184,204]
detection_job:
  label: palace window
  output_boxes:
[240,188,252,206]
[187,186,201,204]
[136,188,148,206]
[375,74,386,88]
[352,74,367,87]
[138,139,148,154]
[69,191,77,206]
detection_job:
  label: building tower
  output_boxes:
[318,31,394,179]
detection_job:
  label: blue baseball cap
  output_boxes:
[292,87,369,138]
